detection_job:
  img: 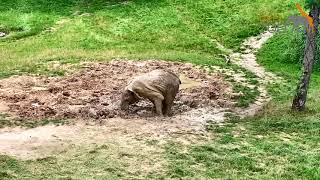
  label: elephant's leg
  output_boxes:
[147,92,164,116]
[163,87,178,116]
[163,98,174,116]
[162,101,167,114]
[154,99,163,116]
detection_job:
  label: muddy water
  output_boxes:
[179,74,201,90]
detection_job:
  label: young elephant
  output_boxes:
[120,69,181,116]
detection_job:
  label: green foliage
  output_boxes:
[258,31,304,77]
[0,116,71,129]
[165,5,320,179]
[306,0,320,7]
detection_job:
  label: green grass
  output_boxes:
[0,0,301,78]
[233,84,260,108]
[0,115,71,129]
[257,28,320,101]
[0,141,167,179]
[164,21,320,180]
[166,105,320,179]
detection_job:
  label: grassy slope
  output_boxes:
[0,0,296,77]
[2,0,319,179]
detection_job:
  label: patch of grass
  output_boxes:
[208,63,261,108]
[233,84,260,108]
[257,28,320,100]
[0,117,71,129]
[258,29,320,77]
[1,0,316,179]
[166,103,320,179]
[0,155,30,179]
[0,141,167,179]
[0,114,11,129]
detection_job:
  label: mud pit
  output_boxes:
[0,60,236,158]
[0,60,233,126]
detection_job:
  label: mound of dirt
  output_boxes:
[0,60,233,121]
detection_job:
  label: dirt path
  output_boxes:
[229,27,280,117]
[0,28,279,159]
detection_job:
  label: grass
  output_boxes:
[0,0,302,78]
[233,84,260,108]
[1,0,319,179]
[164,23,320,180]
[166,106,320,179]
[0,139,169,179]
[257,28,320,101]
[0,115,71,129]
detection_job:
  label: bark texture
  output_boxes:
[292,5,320,111]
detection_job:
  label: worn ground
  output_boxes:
[0,60,232,121]
[0,60,233,159]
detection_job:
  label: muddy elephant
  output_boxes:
[120,69,181,116]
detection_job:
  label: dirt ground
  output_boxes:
[0,60,235,159]
[0,60,233,121]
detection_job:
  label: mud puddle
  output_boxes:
[0,60,234,122]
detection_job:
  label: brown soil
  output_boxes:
[0,60,233,121]
[0,60,234,159]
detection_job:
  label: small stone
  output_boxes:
[137,110,148,116]
[88,108,98,119]
[101,102,109,106]
[31,103,39,107]
[108,113,115,118]
[62,91,71,97]
[0,32,6,37]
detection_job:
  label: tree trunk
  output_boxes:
[292,5,320,111]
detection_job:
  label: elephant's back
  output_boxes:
[127,69,180,96]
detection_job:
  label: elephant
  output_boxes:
[120,69,181,116]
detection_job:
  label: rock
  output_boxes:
[31,103,40,107]
[101,102,109,106]
[62,91,71,97]
[107,112,115,118]
[137,109,148,116]
[88,108,98,119]
[0,32,6,37]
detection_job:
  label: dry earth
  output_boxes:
[0,60,233,121]
[0,60,233,159]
